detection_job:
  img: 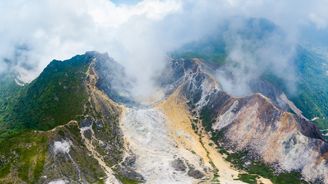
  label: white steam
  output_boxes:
[1,0,328,98]
[216,18,298,96]
[48,179,68,184]
[53,140,71,154]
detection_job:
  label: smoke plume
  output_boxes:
[1,0,328,99]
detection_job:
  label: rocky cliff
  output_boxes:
[1,52,327,184]
[166,58,328,184]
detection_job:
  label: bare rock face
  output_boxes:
[93,52,136,105]
[171,158,187,172]
[39,54,143,184]
[14,52,327,183]
[210,93,328,183]
[166,58,328,183]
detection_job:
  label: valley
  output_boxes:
[1,2,328,184]
[0,52,327,184]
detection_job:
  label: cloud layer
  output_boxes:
[1,0,328,98]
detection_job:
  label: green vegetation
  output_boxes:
[0,53,94,182]
[171,36,227,66]
[211,173,220,183]
[0,131,48,183]
[0,74,25,126]
[263,47,328,130]
[0,74,27,142]
[221,144,307,184]
[115,175,139,184]
[200,107,215,132]
[176,29,328,131]
[197,105,307,184]
[289,48,328,129]
[237,174,258,184]
[5,54,92,131]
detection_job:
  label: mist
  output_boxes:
[216,18,298,96]
[1,0,328,100]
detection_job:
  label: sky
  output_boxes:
[111,0,141,5]
[1,0,328,98]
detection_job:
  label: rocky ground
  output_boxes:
[1,52,327,184]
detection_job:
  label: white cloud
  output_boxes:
[86,0,181,27]
[216,18,298,96]
[0,0,182,80]
[0,0,328,99]
[309,13,328,30]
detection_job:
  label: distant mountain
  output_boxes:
[174,18,328,136]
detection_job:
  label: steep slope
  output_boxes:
[1,51,327,184]
[165,58,328,183]
[174,18,328,134]
[157,91,272,184]
[0,52,141,184]
[9,53,91,130]
[0,73,25,138]
[268,46,328,130]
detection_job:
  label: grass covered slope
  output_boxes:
[0,74,27,140]
[0,131,48,184]
[0,53,92,183]
[0,52,125,183]
[0,74,25,125]
[264,47,328,130]
[172,35,227,66]
[289,47,328,128]
[7,53,93,130]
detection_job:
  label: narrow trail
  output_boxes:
[80,60,121,184]
[80,124,121,184]
[67,151,83,183]
[53,138,85,183]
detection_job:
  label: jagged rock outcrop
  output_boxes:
[38,54,135,184]
[43,53,146,184]
[165,58,328,183]
[0,52,144,184]
[2,51,327,184]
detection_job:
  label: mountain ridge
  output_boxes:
[173,58,328,183]
[0,51,327,183]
